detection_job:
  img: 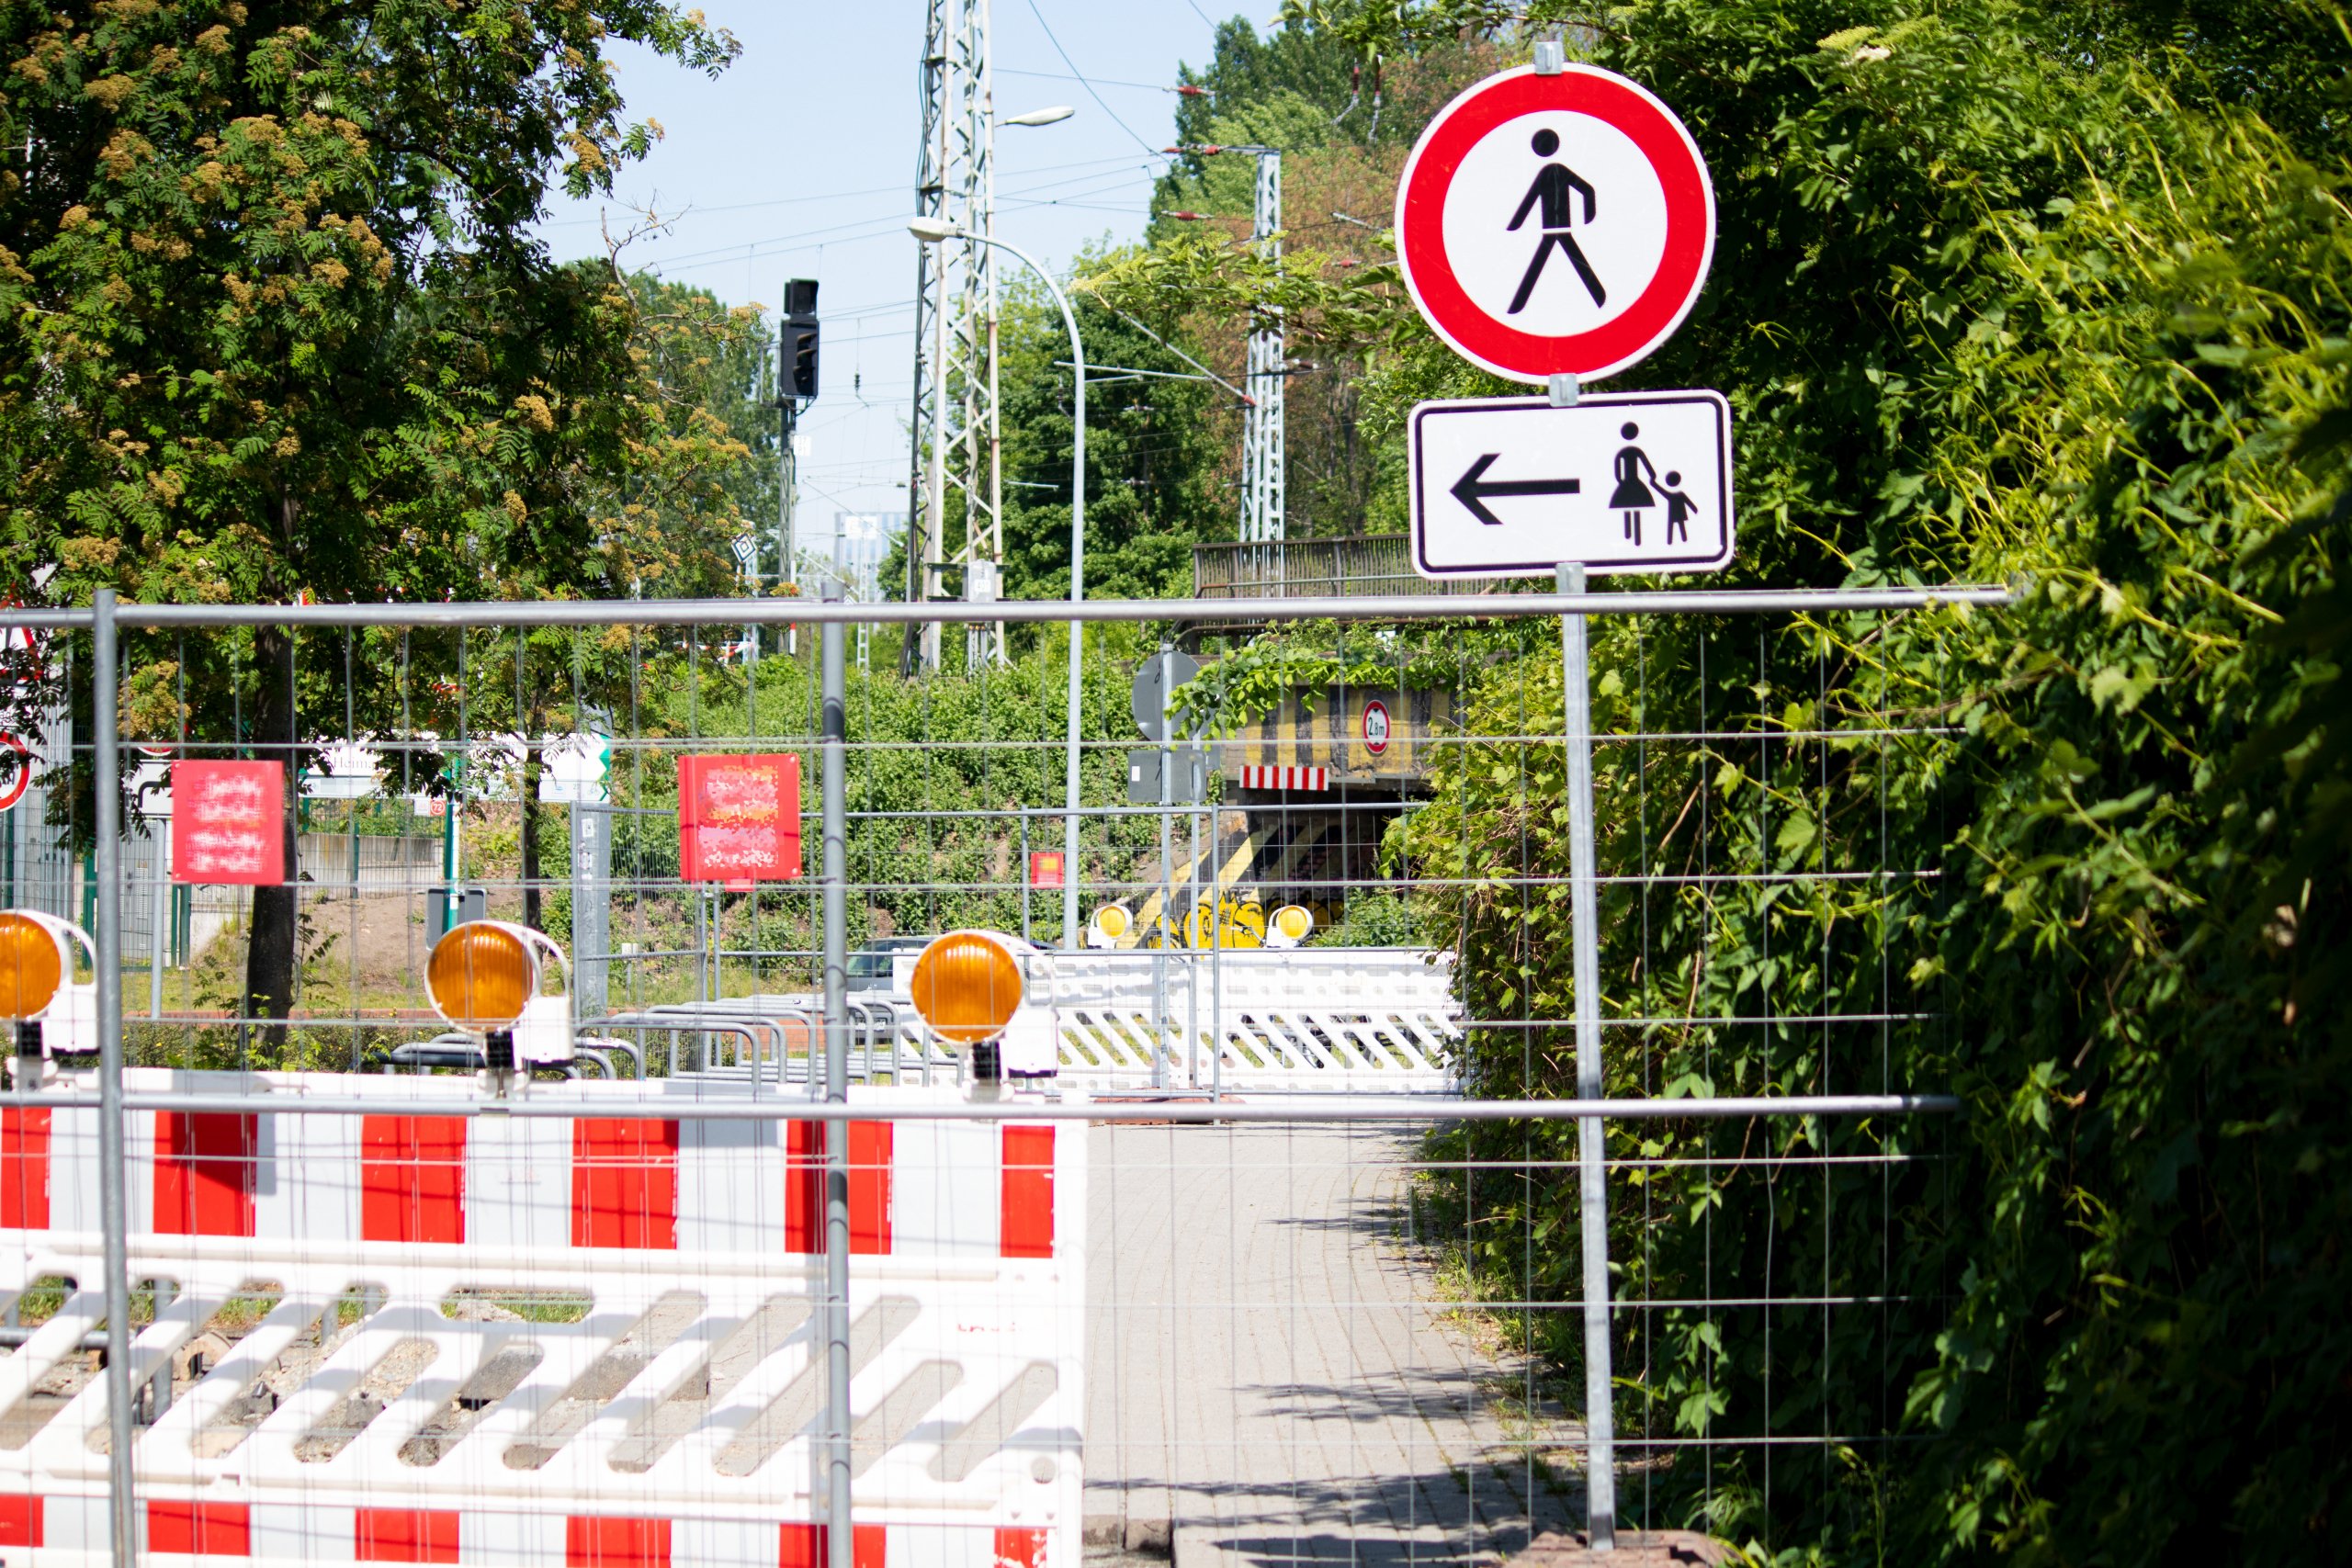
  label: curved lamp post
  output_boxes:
[909,216,1087,949]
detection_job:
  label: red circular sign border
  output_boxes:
[1363,699,1392,756]
[1396,65,1715,383]
[0,734,28,814]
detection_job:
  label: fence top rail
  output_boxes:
[0,1089,1959,1122]
[5,583,2015,632]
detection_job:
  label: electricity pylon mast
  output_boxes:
[904,0,1004,671]
[1172,142,1285,543]
[1239,147,1284,543]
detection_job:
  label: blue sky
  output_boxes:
[537,2,1248,552]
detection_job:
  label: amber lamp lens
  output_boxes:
[0,914,62,1021]
[1272,905,1313,942]
[426,923,536,1031]
[910,932,1024,1044]
[1094,905,1130,939]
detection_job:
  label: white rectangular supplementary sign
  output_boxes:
[1408,389,1733,578]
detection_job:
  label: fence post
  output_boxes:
[1557,561,1617,1550]
[93,586,138,1565]
[820,605,854,1568]
[571,804,610,1021]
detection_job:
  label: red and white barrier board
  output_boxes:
[0,1502,1044,1567]
[1234,765,1328,792]
[0,1074,1084,1568]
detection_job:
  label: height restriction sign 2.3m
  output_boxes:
[1396,63,1714,384]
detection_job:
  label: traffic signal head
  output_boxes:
[784,277,820,401]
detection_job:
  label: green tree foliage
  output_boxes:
[1165,13,1480,190]
[1125,20,1497,539]
[626,271,785,563]
[1227,0,2349,1558]
[1000,265,1226,604]
[579,636,1152,957]
[0,1,755,1021]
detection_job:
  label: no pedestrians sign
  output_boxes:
[1396,63,1715,384]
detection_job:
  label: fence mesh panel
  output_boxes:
[0,589,1990,1563]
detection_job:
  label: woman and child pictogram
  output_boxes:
[1608,423,1695,547]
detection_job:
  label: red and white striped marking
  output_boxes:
[0,1499,1042,1567]
[0,1074,1063,1260]
[0,1076,1085,1568]
[1236,764,1328,792]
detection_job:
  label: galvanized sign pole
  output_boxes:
[92,587,137,1568]
[1555,558,1617,1549]
[1154,643,1173,1089]
[820,603,854,1568]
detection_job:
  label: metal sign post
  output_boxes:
[91,587,136,1568]
[819,606,854,1568]
[1154,644,1174,1089]
[1555,559,1617,1549]
[1130,649,1205,1087]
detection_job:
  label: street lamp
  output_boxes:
[909,217,1088,949]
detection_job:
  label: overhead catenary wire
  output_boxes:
[616,157,1173,276]
[999,67,1211,95]
[542,152,1167,230]
[1020,0,1164,155]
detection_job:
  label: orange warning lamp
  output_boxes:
[1266,904,1315,949]
[0,909,97,1073]
[424,919,577,1084]
[1086,903,1132,950]
[910,931,1025,1045]
[426,921,538,1031]
[0,912,63,1021]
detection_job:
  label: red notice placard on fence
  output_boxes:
[170,761,285,886]
[676,754,802,886]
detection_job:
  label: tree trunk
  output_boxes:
[243,626,299,1025]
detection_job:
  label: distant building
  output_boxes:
[832,511,907,603]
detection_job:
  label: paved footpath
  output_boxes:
[1083,1122,1579,1568]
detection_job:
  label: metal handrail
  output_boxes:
[0,582,2015,631]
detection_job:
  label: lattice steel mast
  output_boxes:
[1173,141,1287,543]
[903,0,1004,671]
[1239,147,1283,543]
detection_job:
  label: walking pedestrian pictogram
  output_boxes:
[1396,62,1715,384]
[1507,130,1605,312]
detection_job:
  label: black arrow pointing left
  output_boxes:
[1451,453,1581,526]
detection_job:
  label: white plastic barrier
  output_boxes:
[886,948,1462,1092]
[0,1073,1084,1567]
